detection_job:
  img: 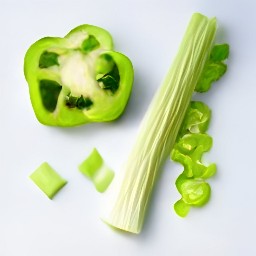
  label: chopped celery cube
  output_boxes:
[94,166,114,193]
[79,148,103,178]
[79,148,114,193]
[30,162,67,199]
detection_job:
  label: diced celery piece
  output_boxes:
[30,162,67,199]
[79,148,103,178]
[79,148,114,192]
[94,166,115,193]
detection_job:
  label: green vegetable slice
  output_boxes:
[210,44,229,62]
[29,162,67,199]
[79,148,103,178]
[175,177,211,216]
[175,172,188,194]
[196,62,227,92]
[79,148,114,193]
[171,43,230,217]
[24,24,134,126]
[179,101,211,135]
[180,179,211,206]
[172,102,216,214]
[195,43,229,92]
[173,134,213,160]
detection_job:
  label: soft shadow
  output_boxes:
[215,26,227,43]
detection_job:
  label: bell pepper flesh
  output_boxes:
[24,25,134,126]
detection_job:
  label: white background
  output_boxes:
[0,0,255,255]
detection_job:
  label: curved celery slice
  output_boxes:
[210,44,229,62]
[195,44,229,92]
[79,148,114,193]
[173,44,229,217]
[172,101,216,216]
[174,174,211,216]
[179,101,211,135]
[172,133,216,178]
[173,53,228,214]
[179,178,211,206]
[101,13,217,234]
[29,162,67,199]
[174,134,213,157]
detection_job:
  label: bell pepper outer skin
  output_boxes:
[24,37,68,126]
[24,25,134,127]
[65,24,113,49]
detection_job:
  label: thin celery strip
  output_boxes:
[101,13,217,234]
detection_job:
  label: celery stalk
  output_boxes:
[101,13,217,234]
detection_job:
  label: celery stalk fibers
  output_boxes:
[101,13,217,234]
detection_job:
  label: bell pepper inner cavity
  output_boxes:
[39,80,62,112]
[39,51,59,68]
[96,54,120,94]
[81,35,100,53]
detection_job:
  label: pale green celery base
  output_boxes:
[101,13,217,234]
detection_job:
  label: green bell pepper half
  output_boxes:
[24,25,134,126]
